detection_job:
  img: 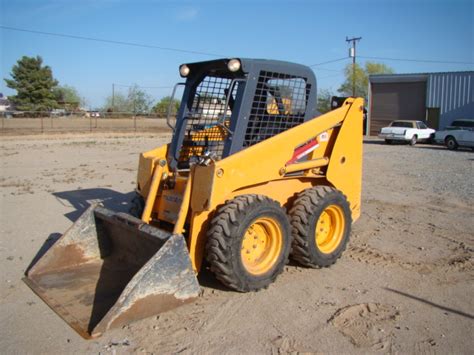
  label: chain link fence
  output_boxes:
[1,111,172,134]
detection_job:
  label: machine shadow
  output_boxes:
[53,188,136,222]
[87,231,139,335]
[384,287,474,320]
[197,264,233,292]
[25,233,62,274]
[27,189,135,273]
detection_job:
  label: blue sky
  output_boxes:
[1,0,473,108]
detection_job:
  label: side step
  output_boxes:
[23,205,200,338]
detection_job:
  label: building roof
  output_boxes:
[0,98,10,106]
[369,71,474,83]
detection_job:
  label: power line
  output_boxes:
[312,67,343,72]
[0,25,224,57]
[1,25,352,69]
[309,57,348,67]
[359,55,474,65]
[318,73,345,79]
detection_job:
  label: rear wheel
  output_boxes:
[290,186,351,268]
[445,136,458,150]
[206,194,291,292]
[409,135,417,146]
[385,139,393,144]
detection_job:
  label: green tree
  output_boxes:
[103,85,153,113]
[127,85,153,114]
[103,92,128,112]
[53,85,85,110]
[153,96,181,116]
[4,55,59,111]
[317,88,335,114]
[338,61,394,99]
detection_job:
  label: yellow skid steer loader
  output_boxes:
[24,58,364,338]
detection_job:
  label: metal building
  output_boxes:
[367,71,474,136]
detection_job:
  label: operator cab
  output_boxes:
[166,58,318,170]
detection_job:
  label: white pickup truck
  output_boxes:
[378,120,435,145]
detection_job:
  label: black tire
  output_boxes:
[428,133,435,144]
[129,192,145,218]
[205,194,291,292]
[289,186,351,268]
[445,136,458,150]
[385,139,393,144]
[409,135,417,146]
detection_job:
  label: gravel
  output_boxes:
[363,139,474,206]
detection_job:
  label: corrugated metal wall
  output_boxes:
[426,72,474,129]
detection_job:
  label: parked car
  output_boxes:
[51,109,67,117]
[434,119,474,150]
[443,119,474,131]
[89,111,101,118]
[378,120,435,145]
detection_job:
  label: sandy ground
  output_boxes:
[0,133,473,354]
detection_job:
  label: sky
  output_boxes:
[1,0,473,109]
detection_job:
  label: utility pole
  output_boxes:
[346,36,362,96]
[112,83,115,112]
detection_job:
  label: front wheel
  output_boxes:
[290,186,352,268]
[129,192,145,218]
[206,194,291,292]
[409,135,417,146]
[445,136,458,150]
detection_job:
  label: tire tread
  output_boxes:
[289,186,351,268]
[205,194,290,292]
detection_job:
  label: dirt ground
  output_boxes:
[0,133,473,354]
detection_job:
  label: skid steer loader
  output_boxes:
[24,58,364,338]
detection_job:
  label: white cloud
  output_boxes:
[175,7,198,21]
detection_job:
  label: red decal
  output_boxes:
[286,138,319,165]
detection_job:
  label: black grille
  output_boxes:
[179,76,238,164]
[244,71,310,147]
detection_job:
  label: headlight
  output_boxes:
[179,64,190,77]
[227,59,241,72]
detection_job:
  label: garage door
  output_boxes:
[370,81,426,135]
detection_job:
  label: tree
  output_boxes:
[53,85,85,110]
[317,88,335,114]
[103,85,153,113]
[152,96,181,116]
[4,55,59,111]
[338,61,394,99]
[103,92,128,112]
[127,85,153,114]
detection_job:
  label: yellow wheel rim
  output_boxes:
[241,217,283,275]
[315,205,345,254]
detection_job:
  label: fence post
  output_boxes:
[134,114,137,132]
[50,115,53,129]
[90,115,92,133]
[41,116,44,133]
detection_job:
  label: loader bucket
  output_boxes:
[23,205,200,339]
